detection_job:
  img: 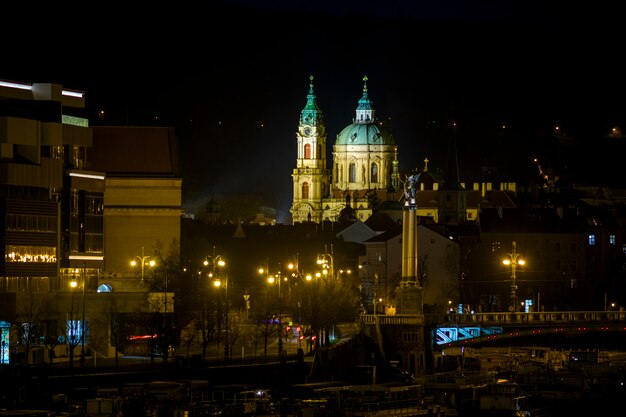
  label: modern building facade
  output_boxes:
[0,79,183,365]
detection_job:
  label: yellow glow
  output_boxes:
[148,260,156,267]
[213,280,222,287]
[268,276,275,284]
[502,259,511,265]
[70,281,78,288]
[258,268,265,274]
[305,274,312,281]
[69,172,105,180]
[130,260,137,267]
[69,255,104,261]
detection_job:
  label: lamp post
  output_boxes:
[502,241,526,312]
[205,254,227,359]
[259,260,285,357]
[131,246,155,284]
[360,258,385,314]
[70,263,87,366]
[288,259,305,349]
[316,252,334,279]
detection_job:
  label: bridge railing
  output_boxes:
[424,310,626,325]
[360,314,424,326]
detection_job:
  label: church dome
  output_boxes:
[334,75,395,146]
[335,122,394,146]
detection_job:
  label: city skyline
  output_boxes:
[2,3,625,222]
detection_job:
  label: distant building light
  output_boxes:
[69,255,104,261]
[62,89,83,98]
[0,80,31,90]
[0,81,84,99]
[69,172,105,180]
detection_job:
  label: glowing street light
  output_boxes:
[205,254,228,359]
[130,246,156,284]
[316,253,334,279]
[502,241,526,312]
[70,262,87,366]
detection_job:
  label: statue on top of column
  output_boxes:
[402,172,420,205]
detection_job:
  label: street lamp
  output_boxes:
[70,262,87,365]
[502,241,526,312]
[316,253,334,279]
[259,261,285,356]
[360,259,385,314]
[268,270,284,356]
[205,254,227,359]
[131,246,155,284]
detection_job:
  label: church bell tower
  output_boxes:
[290,76,330,224]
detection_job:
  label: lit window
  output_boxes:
[588,234,596,246]
[349,163,356,183]
[609,234,616,245]
[370,163,378,183]
[304,144,311,159]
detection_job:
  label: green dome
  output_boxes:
[335,76,395,146]
[335,122,395,145]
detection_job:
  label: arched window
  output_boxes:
[97,284,113,293]
[349,163,356,183]
[304,144,311,159]
[371,163,378,183]
[302,182,309,199]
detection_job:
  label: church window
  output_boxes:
[304,144,311,159]
[349,163,356,183]
[371,163,378,183]
[302,182,309,199]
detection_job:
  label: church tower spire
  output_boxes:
[355,75,375,123]
[290,76,331,224]
[438,120,467,224]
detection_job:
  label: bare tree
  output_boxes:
[292,275,360,350]
[41,318,62,365]
[224,308,245,359]
[65,292,85,368]
[13,292,44,364]
[178,321,198,359]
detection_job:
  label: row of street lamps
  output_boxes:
[203,254,229,358]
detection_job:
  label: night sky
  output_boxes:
[3,2,625,223]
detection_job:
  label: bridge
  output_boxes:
[431,310,626,347]
[361,310,626,348]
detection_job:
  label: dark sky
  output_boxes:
[3,2,625,222]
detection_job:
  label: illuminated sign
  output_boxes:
[62,115,89,127]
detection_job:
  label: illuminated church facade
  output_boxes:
[290,76,402,224]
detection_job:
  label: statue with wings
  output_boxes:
[402,172,420,205]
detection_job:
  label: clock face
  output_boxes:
[303,127,312,136]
